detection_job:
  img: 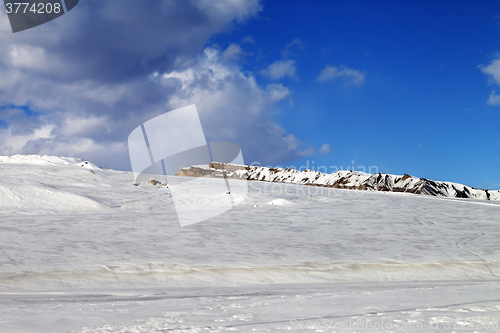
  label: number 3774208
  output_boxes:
[5,2,61,14]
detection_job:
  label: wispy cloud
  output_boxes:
[281,38,305,58]
[261,59,296,79]
[242,35,255,45]
[317,64,365,86]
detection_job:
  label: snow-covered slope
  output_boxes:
[178,162,500,201]
[0,155,113,213]
[1,155,499,333]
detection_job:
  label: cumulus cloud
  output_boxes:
[317,64,365,85]
[480,56,500,106]
[160,48,304,164]
[481,56,500,85]
[261,59,296,79]
[0,1,315,169]
[0,1,263,84]
[0,125,55,155]
[266,83,291,102]
[487,91,500,105]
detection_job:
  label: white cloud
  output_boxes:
[221,43,246,62]
[481,57,500,85]
[0,124,55,156]
[261,59,296,79]
[0,1,302,170]
[59,116,109,137]
[0,0,263,84]
[196,0,263,23]
[480,56,500,106]
[487,91,500,105]
[317,64,365,86]
[38,139,127,162]
[148,48,305,164]
[319,143,332,155]
[74,81,130,107]
[0,1,320,169]
[10,45,47,70]
[266,83,291,102]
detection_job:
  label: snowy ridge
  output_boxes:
[178,162,500,201]
[0,154,101,169]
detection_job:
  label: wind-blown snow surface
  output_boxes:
[0,155,499,332]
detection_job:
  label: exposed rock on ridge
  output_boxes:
[176,162,500,201]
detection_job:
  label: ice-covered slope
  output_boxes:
[178,162,500,201]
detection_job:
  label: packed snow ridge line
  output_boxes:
[177,162,500,201]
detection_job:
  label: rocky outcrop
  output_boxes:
[176,163,500,201]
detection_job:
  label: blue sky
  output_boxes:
[0,0,499,189]
[210,0,500,189]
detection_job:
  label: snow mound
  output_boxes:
[267,198,295,206]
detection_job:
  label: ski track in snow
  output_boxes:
[0,155,499,332]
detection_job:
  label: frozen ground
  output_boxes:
[0,155,499,332]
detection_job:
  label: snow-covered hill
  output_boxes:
[0,155,113,213]
[178,162,500,201]
[1,155,499,333]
